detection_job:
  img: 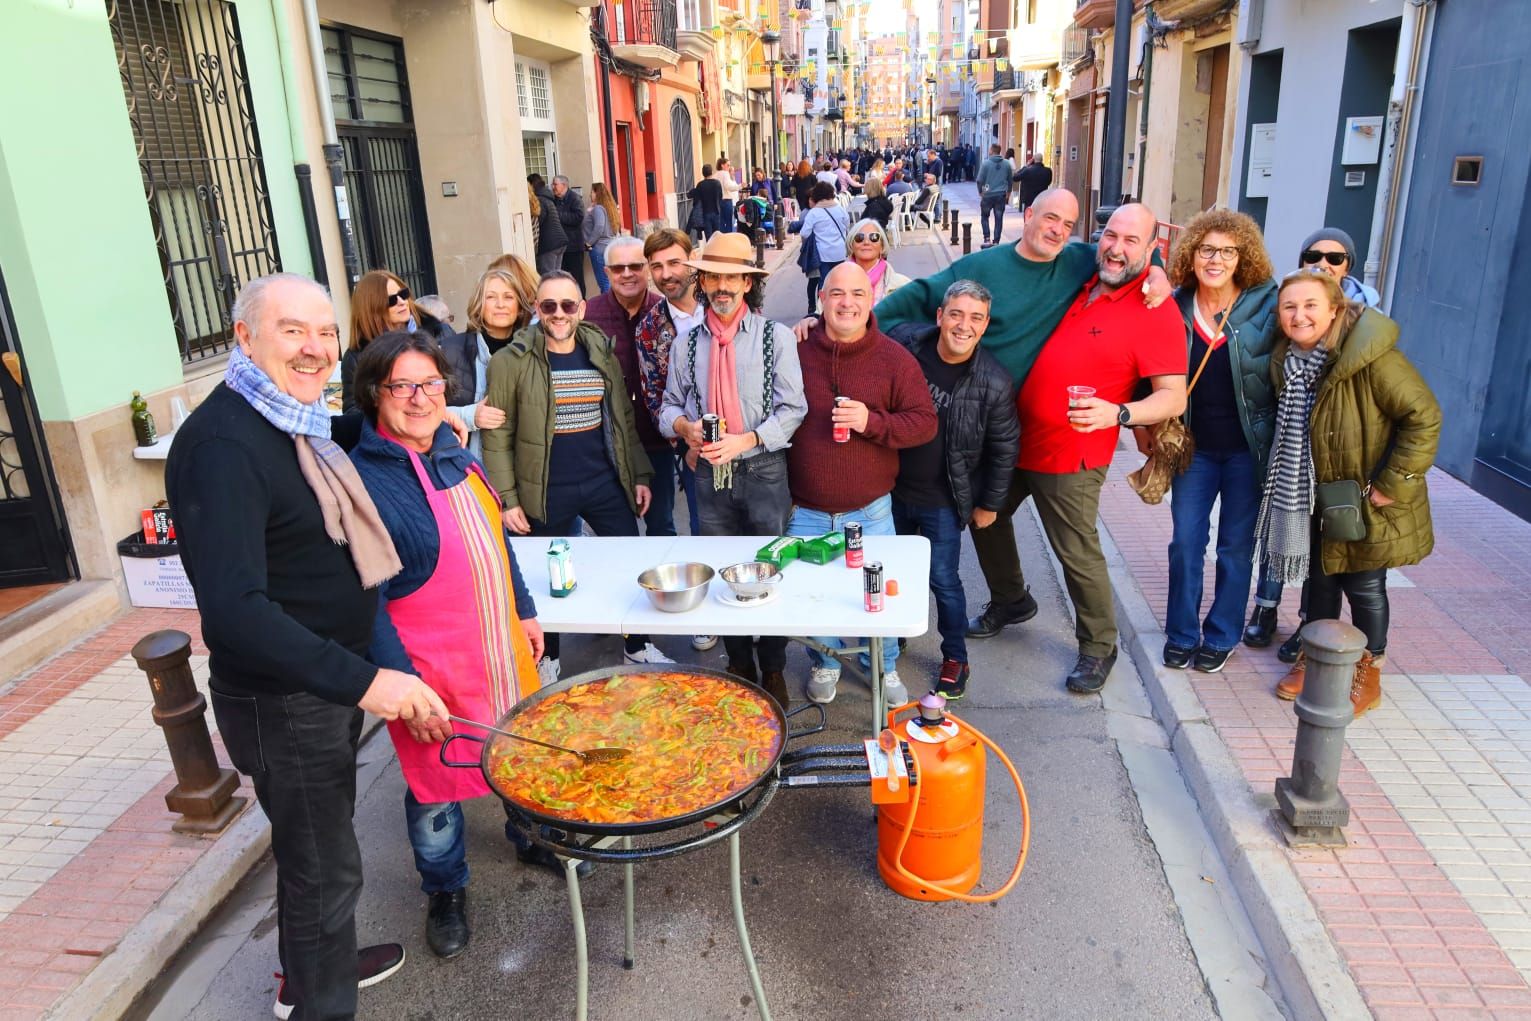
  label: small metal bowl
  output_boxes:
[637,562,714,612]
[719,561,782,601]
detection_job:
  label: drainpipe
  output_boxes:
[298,0,363,290]
[1363,0,1431,300]
[1134,30,1153,204]
[269,0,327,287]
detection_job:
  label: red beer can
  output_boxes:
[833,396,851,443]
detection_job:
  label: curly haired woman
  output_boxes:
[1159,210,1281,672]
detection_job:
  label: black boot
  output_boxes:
[426,889,470,959]
[1277,628,1304,664]
[965,590,1039,638]
[1242,605,1278,648]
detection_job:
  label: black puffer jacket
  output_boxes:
[887,323,1019,523]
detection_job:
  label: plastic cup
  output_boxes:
[1067,385,1096,432]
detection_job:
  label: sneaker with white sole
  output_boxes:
[273,943,405,1019]
[691,635,718,651]
[623,642,675,664]
[881,669,908,709]
[806,666,840,704]
[537,657,560,687]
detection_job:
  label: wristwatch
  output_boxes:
[1117,403,1133,427]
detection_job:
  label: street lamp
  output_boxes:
[761,29,782,194]
[925,75,936,149]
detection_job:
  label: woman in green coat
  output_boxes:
[1255,271,1440,716]
[480,271,672,681]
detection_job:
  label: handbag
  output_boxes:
[1315,480,1368,542]
[1127,303,1234,504]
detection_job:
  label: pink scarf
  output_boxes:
[705,305,747,435]
[866,258,888,292]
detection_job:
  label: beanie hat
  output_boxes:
[1299,227,1358,269]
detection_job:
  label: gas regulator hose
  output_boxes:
[889,706,1031,903]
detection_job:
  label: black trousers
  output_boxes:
[1305,519,1389,655]
[531,470,645,659]
[696,451,793,672]
[211,685,365,1021]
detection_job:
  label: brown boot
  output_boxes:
[726,660,759,686]
[761,670,790,709]
[1350,652,1382,718]
[1275,653,1305,701]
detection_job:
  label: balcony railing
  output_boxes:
[1062,25,1091,66]
[993,69,1018,93]
[613,0,678,52]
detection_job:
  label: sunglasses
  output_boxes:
[607,263,646,275]
[538,299,581,317]
[386,287,411,307]
[379,378,447,400]
[1300,249,1349,267]
[852,232,882,243]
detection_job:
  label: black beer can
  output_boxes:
[701,413,723,444]
[863,561,884,613]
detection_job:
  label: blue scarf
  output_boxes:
[224,346,401,588]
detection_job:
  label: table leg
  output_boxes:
[564,857,589,1021]
[729,831,772,1021]
[622,836,636,970]
[869,636,884,735]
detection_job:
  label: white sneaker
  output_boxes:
[624,643,676,665]
[537,657,560,687]
[691,635,718,651]
[806,666,841,704]
[881,669,909,709]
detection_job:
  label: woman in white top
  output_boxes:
[789,181,851,314]
[716,157,742,235]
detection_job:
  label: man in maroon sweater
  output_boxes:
[788,262,937,706]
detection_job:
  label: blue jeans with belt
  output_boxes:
[1166,448,1262,652]
[788,493,899,674]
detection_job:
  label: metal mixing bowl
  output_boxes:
[719,561,782,601]
[637,562,714,612]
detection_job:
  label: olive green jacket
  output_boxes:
[1272,306,1440,575]
[481,320,653,522]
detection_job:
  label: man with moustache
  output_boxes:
[790,262,937,707]
[167,273,450,1019]
[658,233,805,705]
[1013,203,1187,692]
[886,281,1019,700]
[863,188,1171,642]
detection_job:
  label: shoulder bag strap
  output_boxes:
[1186,301,1236,395]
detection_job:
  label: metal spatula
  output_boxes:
[446,714,631,764]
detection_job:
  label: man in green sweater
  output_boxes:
[868,188,1170,639]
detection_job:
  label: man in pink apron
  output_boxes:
[350,331,562,960]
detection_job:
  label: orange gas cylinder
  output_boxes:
[877,695,986,901]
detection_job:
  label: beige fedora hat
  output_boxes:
[684,232,769,276]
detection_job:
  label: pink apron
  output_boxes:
[383,447,539,803]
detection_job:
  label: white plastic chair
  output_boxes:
[892,192,916,243]
[910,186,941,236]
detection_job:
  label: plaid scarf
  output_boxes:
[225,347,401,588]
[1254,345,1329,584]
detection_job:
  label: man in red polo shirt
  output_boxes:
[1012,203,1187,693]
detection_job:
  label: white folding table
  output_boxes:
[509,534,931,733]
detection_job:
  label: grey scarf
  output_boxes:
[1254,345,1329,584]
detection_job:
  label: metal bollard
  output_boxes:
[754,230,766,268]
[132,630,248,835]
[962,222,972,254]
[773,204,787,248]
[950,213,959,247]
[940,200,949,230]
[1272,619,1366,847]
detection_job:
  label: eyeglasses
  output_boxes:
[1300,249,1349,267]
[379,378,447,400]
[852,232,882,243]
[386,287,412,307]
[607,263,646,275]
[537,299,581,316]
[1195,245,1240,262]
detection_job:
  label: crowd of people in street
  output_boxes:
[163,134,1440,1016]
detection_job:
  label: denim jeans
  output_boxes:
[893,500,967,663]
[643,447,679,538]
[590,246,610,294]
[210,685,364,1021]
[979,193,1007,243]
[404,791,530,894]
[1166,449,1261,652]
[719,199,735,234]
[698,451,793,672]
[531,471,644,658]
[788,493,899,674]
